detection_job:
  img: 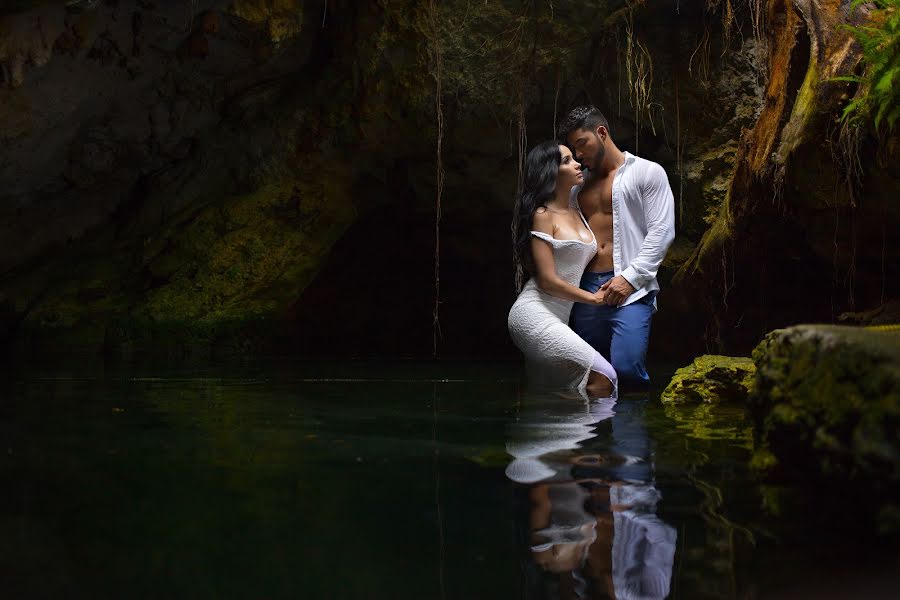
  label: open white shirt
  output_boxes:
[578,152,675,309]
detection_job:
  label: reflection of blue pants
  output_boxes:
[569,271,656,386]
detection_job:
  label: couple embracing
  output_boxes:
[508,106,675,397]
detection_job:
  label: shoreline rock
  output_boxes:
[663,324,900,533]
[749,325,900,483]
[661,354,756,405]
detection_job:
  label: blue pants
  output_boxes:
[569,271,656,387]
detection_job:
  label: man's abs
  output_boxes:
[579,176,616,273]
[587,212,614,272]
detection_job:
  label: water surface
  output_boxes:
[2,361,896,598]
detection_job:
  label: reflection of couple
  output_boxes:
[506,392,676,599]
[508,106,675,396]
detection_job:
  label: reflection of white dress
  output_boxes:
[507,197,600,393]
[505,393,616,484]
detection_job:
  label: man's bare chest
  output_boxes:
[578,180,614,218]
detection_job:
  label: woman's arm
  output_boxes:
[531,210,604,305]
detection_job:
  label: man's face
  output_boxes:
[566,127,606,171]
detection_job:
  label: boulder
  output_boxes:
[661,355,756,405]
[749,324,900,483]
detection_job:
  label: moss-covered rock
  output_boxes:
[8,162,355,359]
[750,324,900,529]
[750,324,900,475]
[661,355,756,405]
[228,0,305,44]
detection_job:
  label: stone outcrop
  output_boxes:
[749,324,900,479]
[662,324,900,532]
[750,324,900,531]
[675,0,900,353]
[0,1,895,359]
[661,355,756,404]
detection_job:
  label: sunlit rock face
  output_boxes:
[674,0,900,353]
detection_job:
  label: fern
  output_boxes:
[839,0,900,134]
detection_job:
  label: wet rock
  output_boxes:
[661,355,756,404]
[838,299,900,328]
[0,5,66,88]
[229,0,304,44]
[750,324,900,529]
[177,29,209,61]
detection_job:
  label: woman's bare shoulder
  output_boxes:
[531,207,555,234]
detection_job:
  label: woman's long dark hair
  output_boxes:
[512,141,562,292]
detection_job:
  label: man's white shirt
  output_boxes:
[576,151,676,309]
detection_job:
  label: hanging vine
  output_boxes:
[624,10,655,151]
[513,82,528,293]
[428,0,445,356]
[412,1,597,294]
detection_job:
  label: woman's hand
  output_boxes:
[592,290,607,305]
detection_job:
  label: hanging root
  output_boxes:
[721,0,735,56]
[552,61,561,138]
[428,0,444,356]
[623,12,655,149]
[513,84,528,293]
[838,120,863,208]
[689,21,712,84]
[676,72,683,227]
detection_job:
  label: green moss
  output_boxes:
[7,158,356,358]
[136,169,354,343]
[750,449,778,472]
[750,325,900,487]
[229,0,305,43]
[674,194,733,284]
[775,49,820,163]
[661,354,756,405]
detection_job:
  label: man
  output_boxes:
[557,106,675,388]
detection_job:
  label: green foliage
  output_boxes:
[838,0,900,134]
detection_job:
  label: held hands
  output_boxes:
[599,275,636,307]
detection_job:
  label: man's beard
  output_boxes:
[593,141,606,168]
[582,144,605,175]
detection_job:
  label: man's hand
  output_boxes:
[599,275,635,307]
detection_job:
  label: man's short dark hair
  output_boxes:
[557,106,610,141]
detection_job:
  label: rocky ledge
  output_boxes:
[749,325,900,482]
[661,354,756,405]
[664,325,900,532]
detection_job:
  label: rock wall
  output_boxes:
[0,1,894,359]
[676,0,900,353]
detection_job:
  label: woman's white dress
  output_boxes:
[507,200,600,393]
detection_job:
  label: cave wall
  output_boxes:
[677,0,900,353]
[0,0,894,360]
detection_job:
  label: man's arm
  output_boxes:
[619,161,675,291]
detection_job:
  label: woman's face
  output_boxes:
[557,145,584,190]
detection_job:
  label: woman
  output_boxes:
[508,141,617,397]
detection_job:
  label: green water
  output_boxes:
[1,361,897,598]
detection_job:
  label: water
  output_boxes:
[2,361,897,598]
